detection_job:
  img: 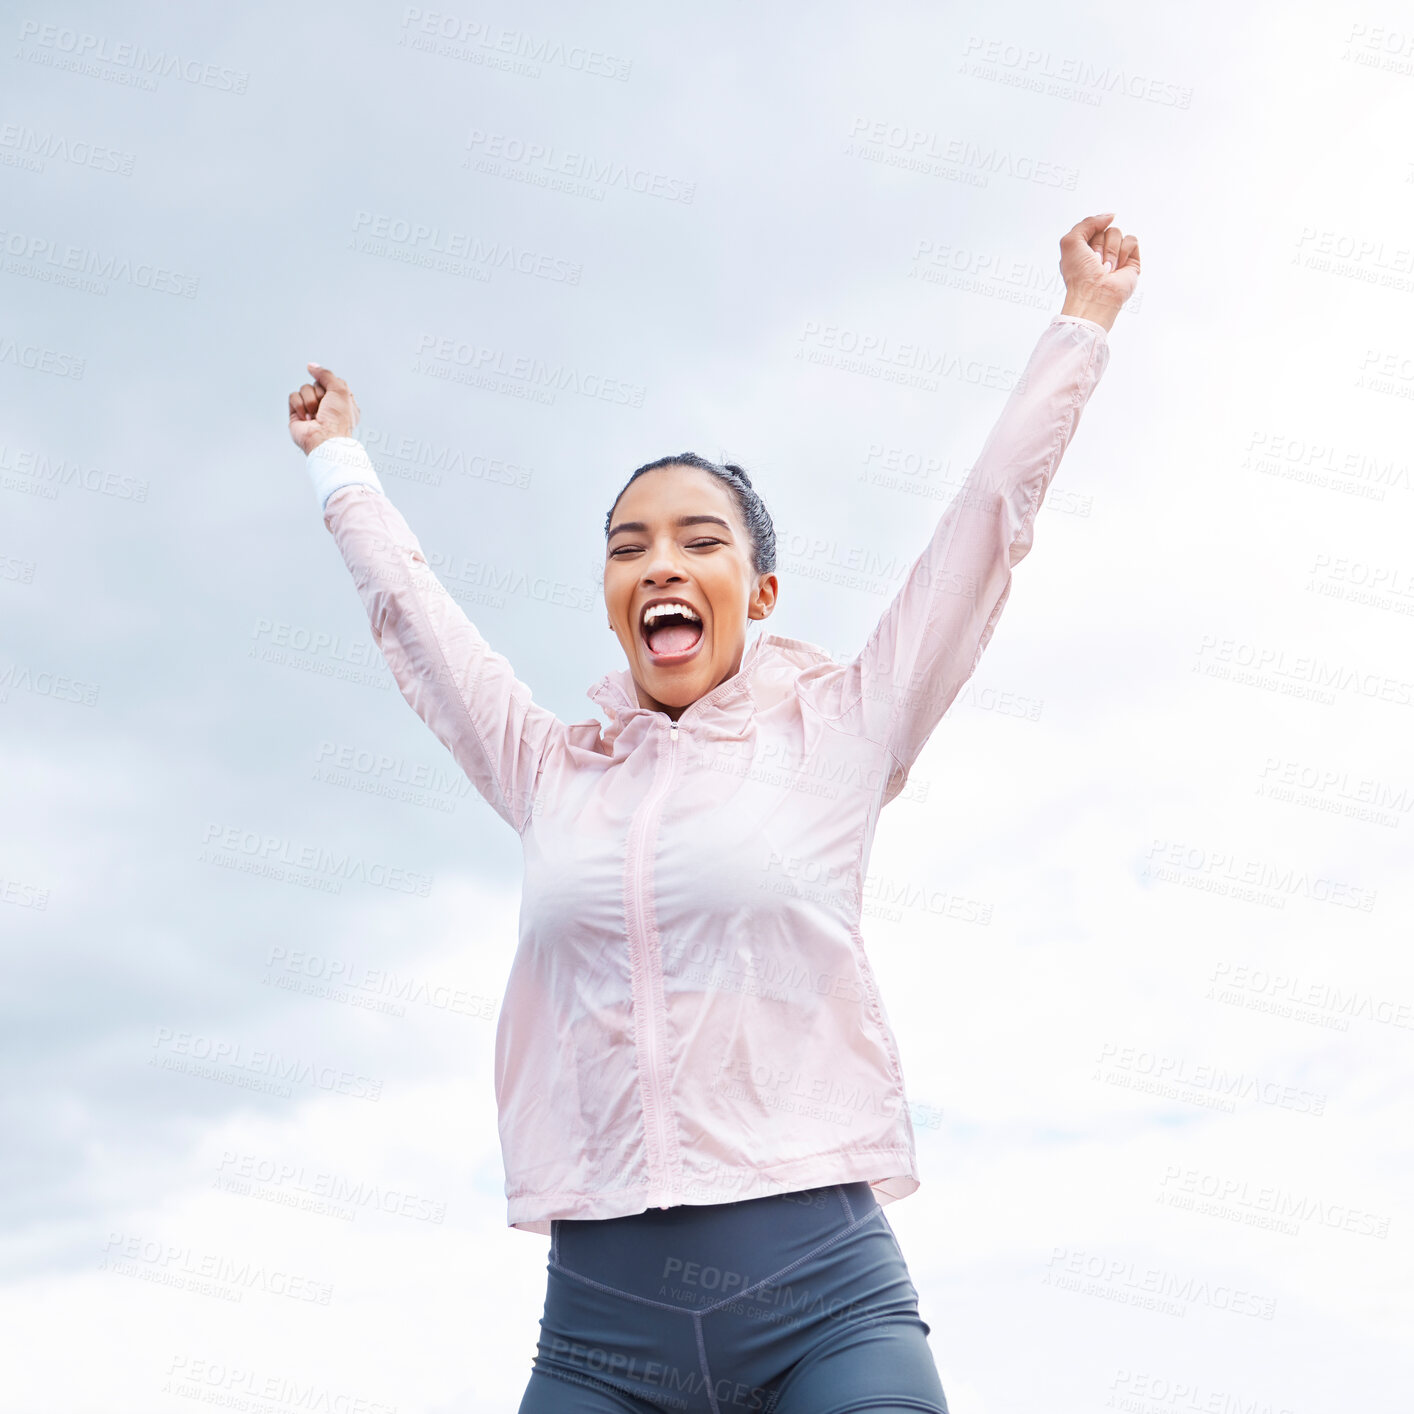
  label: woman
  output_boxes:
[287,211,1141,1414]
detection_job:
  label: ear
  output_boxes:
[749,572,780,620]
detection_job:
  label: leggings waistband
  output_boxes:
[550,1181,881,1306]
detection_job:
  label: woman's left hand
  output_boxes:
[1058,212,1141,331]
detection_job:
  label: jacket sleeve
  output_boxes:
[306,436,564,834]
[811,314,1110,799]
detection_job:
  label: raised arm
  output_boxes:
[289,365,564,833]
[807,214,1139,802]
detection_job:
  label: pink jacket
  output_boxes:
[305,313,1110,1234]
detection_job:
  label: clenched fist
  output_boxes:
[288,362,361,455]
[1058,213,1141,332]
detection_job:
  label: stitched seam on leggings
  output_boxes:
[693,1311,721,1414]
[788,1315,945,1414]
[826,1398,945,1414]
[529,1362,653,1412]
[791,1306,944,1397]
[835,1183,854,1223]
[549,1257,706,1313]
[697,1206,886,1315]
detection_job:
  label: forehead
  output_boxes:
[612,464,738,522]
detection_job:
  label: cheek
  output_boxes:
[704,579,748,641]
[602,577,626,629]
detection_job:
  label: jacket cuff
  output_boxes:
[307,436,384,512]
[1052,312,1110,340]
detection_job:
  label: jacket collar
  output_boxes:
[586,633,832,746]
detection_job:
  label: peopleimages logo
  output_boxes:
[0,441,147,499]
[0,331,85,378]
[349,210,582,284]
[197,821,432,897]
[16,20,249,93]
[844,116,1080,189]
[463,129,695,203]
[149,1026,383,1103]
[0,121,136,175]
[398,8,632,81]
[413,332,646,407]
[215,1150,448,1224]
[0,224,199,297]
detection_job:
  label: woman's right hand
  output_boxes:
[288,362,361,454]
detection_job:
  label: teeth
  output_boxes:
[642,601,702,627]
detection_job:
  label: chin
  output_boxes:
[645,668,707,699]
[641,658,714,703]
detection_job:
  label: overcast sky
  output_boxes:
[2,1,1411,1410]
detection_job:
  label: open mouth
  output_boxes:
[640,601,705,662]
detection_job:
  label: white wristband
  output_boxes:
[306,436,384,512]
[1052,312,1109,337]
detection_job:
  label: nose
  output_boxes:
[640,539,689,586]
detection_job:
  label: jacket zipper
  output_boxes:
[629,715,680,1206]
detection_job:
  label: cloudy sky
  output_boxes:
[3,1,1411,1410]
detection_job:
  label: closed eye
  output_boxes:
[609,538,723,557]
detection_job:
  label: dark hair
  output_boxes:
[604,452,777,575]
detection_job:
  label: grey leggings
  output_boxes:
[517,1180,949,1414]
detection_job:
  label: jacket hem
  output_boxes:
[506,1149,921,1234]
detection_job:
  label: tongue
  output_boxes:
[646,622,702,656]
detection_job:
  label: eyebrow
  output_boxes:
[607,514,733,539]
